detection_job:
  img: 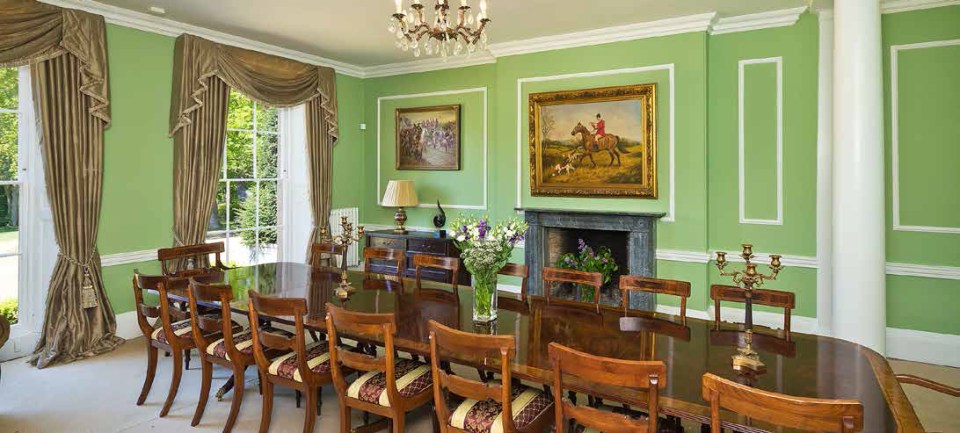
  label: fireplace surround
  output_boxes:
[520,208,665,310]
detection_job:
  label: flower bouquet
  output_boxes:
[451,215,528,322]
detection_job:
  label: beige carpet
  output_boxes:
[0,339,957,433]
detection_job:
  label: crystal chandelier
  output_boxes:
[388,0,491,59]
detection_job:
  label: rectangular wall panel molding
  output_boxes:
[738,57,784,225]
[890,39,960,233]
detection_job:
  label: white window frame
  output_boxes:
[1,66,56,359]
[207,93,283,265]
[277,104,311,264]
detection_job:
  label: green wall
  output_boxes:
[881,6,960,335]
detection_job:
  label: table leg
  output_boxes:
[215,373,236,401]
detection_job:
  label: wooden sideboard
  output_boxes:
[364,230,470,286]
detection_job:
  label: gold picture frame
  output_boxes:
[395,104,461,171]
[529,83,657,198]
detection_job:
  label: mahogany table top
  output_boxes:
[162,262,922,433]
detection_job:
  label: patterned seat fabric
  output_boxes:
[150,314,224,345]
[449,385,553,433]
[206,326,294,361]
[346,359,433,407]
[267,341,331,382]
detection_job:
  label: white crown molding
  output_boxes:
[710,6,808,35]
[882,0,960,13]
[363,52,497,78]
[886,262,960,280]
[100,249,156,267]
[37,0,366,77]
[489,13,717,59]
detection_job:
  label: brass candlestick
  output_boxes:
[319,216,365,298]
[715,244,783,371]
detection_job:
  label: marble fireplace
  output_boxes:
[521,208,665,310]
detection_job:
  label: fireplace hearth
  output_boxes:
[521,208,665,310]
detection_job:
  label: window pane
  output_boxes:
[0,113,17,181]
[258,181,278,230]
[0,185,18,255]
[256,133,278,179]
[226,91,253,130]
[208,182,226,232]
[0,67,17,110]
[230,180,256,230]
[256,103,278,133]
[225,131,254,179]
[0,256,17,325]
[226,232,256,267]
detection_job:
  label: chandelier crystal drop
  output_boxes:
[389,0,491,60]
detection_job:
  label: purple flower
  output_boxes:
[577,238,587,253]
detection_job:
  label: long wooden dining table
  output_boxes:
[159,262,923,433]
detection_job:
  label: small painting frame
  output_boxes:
[395,104,461,171]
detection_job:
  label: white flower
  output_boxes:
[456,235,466,242]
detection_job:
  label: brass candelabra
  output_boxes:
[715,244,783,371]
[319,216,365,298]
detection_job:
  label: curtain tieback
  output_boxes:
[57,251,99,309]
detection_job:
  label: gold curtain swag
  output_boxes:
[0,0,121,368]
[168,34,339,257]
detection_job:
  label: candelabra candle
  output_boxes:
[714,243,784,371]
[324,216,365,297]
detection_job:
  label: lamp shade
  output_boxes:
[382,180,419,207]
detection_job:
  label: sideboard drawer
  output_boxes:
[408,238,447,255]
[369,236,404,250]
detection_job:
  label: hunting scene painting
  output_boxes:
[395,105,461,171]
[529,84,657,198]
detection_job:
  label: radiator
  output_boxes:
[329,207,360,267]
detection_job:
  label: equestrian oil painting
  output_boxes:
[529,84,657,197]
[396,105,461,171]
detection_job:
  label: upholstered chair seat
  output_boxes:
[150,314,230,345]
[346,359,433,407]
[448,385,553,433]
[205,326,293,361]
[267,341,332,382]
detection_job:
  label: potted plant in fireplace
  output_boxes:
[452,215,527,323]
[556,238,619,302]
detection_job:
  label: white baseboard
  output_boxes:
[887,327,960,367]
[0,329,39,362]
[115,310,143,340]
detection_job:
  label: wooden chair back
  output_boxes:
[701,373,863,433]
[429,320,519,433]
[310,242,347,269]
[325,304,404,404]
[498,263,529,301]
[549,343,666,433]
[187,279,239,361]
[363,247,405,277]
[710,285,795,338]
[158,242,227,277]
[542,267,604,312]
[132,271,167,340]
[413,253,461,291]
[620,276,691,323]
[247,292,313,383]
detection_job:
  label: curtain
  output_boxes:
[169,34,338,254]
[0,0,119,368]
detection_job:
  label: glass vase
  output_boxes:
[471,271,498,323]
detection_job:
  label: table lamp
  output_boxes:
[382,180,419,233]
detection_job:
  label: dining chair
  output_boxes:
[542,267,604,313]
[549,342,667,433]
[247,291,333,433]
[620,275,691,323]
[429,320,554,433]
[413,253,461,293]
[310,242,347,269]
[498,262,529,302]
[363,247,406,277]
[187,279,288,433]
[132,271,211,417]
[326,303,434,433]
[710,285,795,338]
[701,373,864,433]
[158,242,229,278]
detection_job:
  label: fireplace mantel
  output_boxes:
[519,208,665,310]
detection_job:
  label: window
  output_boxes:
[0,67,21,325]
[207,91,281,266]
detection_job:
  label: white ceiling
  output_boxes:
[92,0,816,67]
